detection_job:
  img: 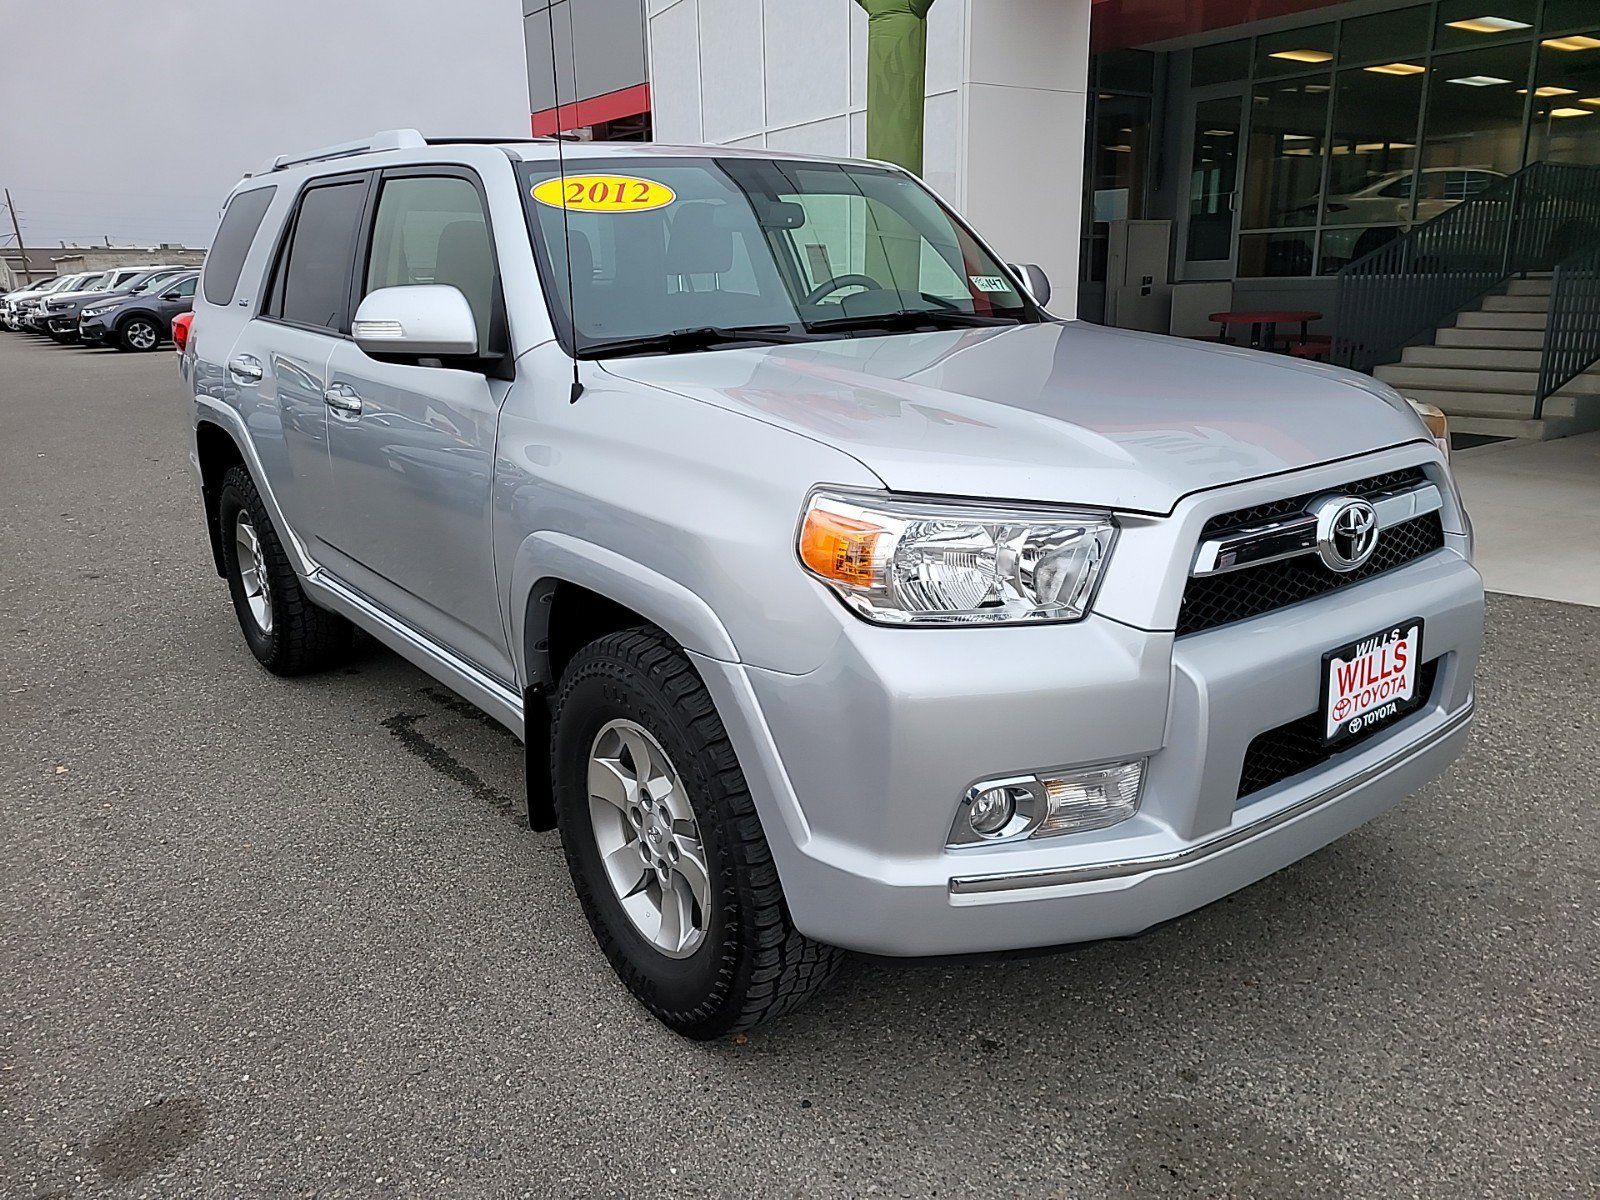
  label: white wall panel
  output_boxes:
[649,0,703,143]
[698,0,765,142]
[763,0,851,130]
[765,116,851,158]
[922,90,960,203]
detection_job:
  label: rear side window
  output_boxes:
[169,276,197,298]
[203,185,276,305]
[268,179,367,331]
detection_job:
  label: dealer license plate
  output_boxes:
[1321,619,1424,745]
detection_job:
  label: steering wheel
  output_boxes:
[803,273,884,306]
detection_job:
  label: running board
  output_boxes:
[303,569,525,739]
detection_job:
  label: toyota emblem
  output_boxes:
[1309,495,1379,572]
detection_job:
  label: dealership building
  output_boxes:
[524,0,1600,439]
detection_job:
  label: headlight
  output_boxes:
[82,305,114,318]
[797,489,1116,626]
[1406,397,1450,463]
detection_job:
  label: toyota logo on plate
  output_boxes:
[1309,495,1380,572]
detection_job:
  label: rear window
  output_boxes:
[203,185,276,305]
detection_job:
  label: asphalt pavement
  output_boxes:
[1,330,1595,1198]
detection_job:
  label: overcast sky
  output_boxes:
[0,0,531,255]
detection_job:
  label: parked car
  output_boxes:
[24,270,117,332]
[171,310,194,354]
[3,273,89,331]
[184,132,1483,1038]
[37,266,177,340]
[80,270,198,350]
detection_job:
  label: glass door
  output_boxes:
[1179,90,1246,280]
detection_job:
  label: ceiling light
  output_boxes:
[1355,142,1416,151]
[1269,48,1334,63]
[1543,36,1600,51]
[1204,128,1236,136]
[1365,62,1427,76]
[1447,16,1533,33]
[1518,86,1578,96]
[1103,144,1133,152]
[1448,75,1513,86]
[1304,84,1331,92]
[1550,107,1594,117]
[1582,97,1600,105]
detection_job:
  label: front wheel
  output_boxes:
[552,627,844,1038]
[118,316,161,352]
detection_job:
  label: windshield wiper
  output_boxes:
[804,309,1020,336]
[580,324,808,359]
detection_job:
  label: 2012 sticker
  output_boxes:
[532,174,676,213]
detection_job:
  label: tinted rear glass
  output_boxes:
[272,180,366,331]
[202,185,276,305]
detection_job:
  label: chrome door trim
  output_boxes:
[948,699,1474,897]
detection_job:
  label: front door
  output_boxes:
[319,167,515,685]
[1178,90,1247,281]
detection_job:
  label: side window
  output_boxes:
[203,185,275,306]
[171,276,197,298]
[363,174,497,353]
[269,179,367,332]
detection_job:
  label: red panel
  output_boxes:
[531,82,652,137]
[1091,0,1346,53]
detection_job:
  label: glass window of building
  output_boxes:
[1192,39,1250,88]
[1545,1,1600,36]
[1339,6,1431,66]
[1242,75,1332,231]
[1435,0,1540,51]
[1420,42,1536,179]
[1185,97,1242,264]
[1527,26,1600,165]
[1255,25,1337,80]
[1319,60,1426,274]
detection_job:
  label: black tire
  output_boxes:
[217,465,350,676]
[118,315,161,352]
[552,627,844,1039]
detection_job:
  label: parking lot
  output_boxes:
[1,331,1595,1197]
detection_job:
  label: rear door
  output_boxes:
[223,172,373,543]
[319,165,515,683]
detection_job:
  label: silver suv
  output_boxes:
[184,130,1483,1037]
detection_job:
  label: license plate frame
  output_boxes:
[1320,617,1425,746]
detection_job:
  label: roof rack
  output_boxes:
[252,128,427,177]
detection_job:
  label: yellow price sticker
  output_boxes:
[532,174,676,213]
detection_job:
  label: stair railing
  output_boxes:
[1536,241,1600,419]
[1333,161,1600,376]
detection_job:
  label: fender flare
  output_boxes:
[509,530,742,830]
[193,398,319,581]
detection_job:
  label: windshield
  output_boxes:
[518,155,1040,357]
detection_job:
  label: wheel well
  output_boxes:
[521,580,657,831]
[195,420,246,576]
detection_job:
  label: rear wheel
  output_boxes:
[552,626,844,1039]
[217,465,350,675]
[118,315,161,352]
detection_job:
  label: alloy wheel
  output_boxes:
[587,719,710,958]
[125,320,158,350]
[233,512,273,634]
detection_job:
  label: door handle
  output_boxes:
[227,354,263,384]
[324,382,363,415]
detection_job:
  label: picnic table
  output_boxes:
[1210,309,1322,351]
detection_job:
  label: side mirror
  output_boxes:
[1009,263,1051,307]
[352,285,478,358]
[161,291,182,301]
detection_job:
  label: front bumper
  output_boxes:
[79,315,111,342]
[695,448,1484,957]
[46,312,81,336]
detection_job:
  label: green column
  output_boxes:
[856,0,936,175]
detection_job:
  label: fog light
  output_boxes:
[968,786,1018,836]
[1034,761,1144,837]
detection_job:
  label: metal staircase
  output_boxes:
[1333,161,1600,441]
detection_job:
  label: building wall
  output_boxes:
[51,248,208,274]
[525,0,650,116]
[646,0,1092,313]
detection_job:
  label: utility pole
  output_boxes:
[4,188,33,285]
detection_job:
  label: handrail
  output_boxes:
[1536,241,1600,418]
[1333,161,1600,375]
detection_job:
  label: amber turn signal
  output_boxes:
[798,506,883,589]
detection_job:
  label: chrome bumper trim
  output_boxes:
[948,699,1474,897]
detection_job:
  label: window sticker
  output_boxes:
[532,174,676,213]
[970,275,1013,293]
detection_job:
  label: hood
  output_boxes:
[601,321,1427,513]
[45,288,109,307]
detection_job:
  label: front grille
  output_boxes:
[1177,467,1443,636]
[1236,659,1440,801]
